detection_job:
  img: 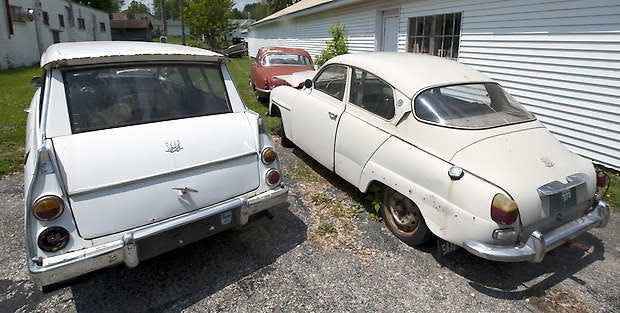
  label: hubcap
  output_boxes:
[387,192,420,234]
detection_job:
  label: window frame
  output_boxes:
[312,64,349,101]
[347,66,397,121]
[58,14,64,27]
[77,18,85,30]
[406,12,462,59]
[99,22,105,32]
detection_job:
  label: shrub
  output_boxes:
[315,22,348,67]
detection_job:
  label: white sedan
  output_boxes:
[270,52,610,262]
[24,42,288,289]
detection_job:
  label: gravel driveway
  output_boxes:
[1,138,618,313]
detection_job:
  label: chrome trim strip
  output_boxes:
[255,87,271,93]
[463,200,609,263]
[537,173,587,197]
[68,151,257,196]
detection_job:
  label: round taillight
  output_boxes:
[491,194,519,225]
[265,169,281,186]
[38,226,70,252]
[33,195,64,221]
[261,147,277,164]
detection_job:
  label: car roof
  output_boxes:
[41,41,224,69]
[325,52,493,98]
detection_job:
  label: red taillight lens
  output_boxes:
[491,194,519,225]
[596,171,609,189]
[261,147,277,164]
[266,169,281,186]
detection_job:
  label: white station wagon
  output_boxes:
[270,52,610,262]
[24,42,288,288]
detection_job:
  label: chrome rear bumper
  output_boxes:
[463,200,610,263]
[29,185,288,287]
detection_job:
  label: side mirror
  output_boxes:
[303,79,313,89]
[30,76,42,88]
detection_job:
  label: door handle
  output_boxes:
[328,112,338,120]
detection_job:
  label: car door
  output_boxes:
[292,65,349,170]
[335,67,395,187]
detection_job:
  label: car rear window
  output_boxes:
[262,54,312,66]
[64,64,231,133]
[414,83,535,129]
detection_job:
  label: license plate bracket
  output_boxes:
[548,187,577,214]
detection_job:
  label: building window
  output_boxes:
[77,18,85,30]
[42,11,49,25]
[407,12,462,59]
[4,0,13,37]
[51,30,60,43]
[66,7,74,27]
[9,5,26,22]
[58,14,64,27]
[100,22,105,32]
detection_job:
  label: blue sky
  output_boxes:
[121,0,260,11]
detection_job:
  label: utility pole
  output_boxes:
[160,0,167,36]
[180,0,185,45]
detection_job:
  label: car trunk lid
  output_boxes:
[451,127,595,227]
[52,113,259,239]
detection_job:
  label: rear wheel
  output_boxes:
[380,188,431,246]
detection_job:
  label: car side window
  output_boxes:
[313,65,348,101]
[349,68,395,120]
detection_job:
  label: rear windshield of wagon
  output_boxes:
[64,63,232,134]
[414,82,535,129]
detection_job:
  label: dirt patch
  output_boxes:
[287,159,378,264]
[529,287,590,313]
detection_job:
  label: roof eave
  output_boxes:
[251,0,362,28]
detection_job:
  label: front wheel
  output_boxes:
[380,188,432,246]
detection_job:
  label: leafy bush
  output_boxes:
[315,22,348,67]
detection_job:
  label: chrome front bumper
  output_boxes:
[28,185,288,287]
[463,200,610,263]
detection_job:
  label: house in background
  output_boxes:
[0,0,110,69]
[110,12,153,41]
[151,17,189,37]
[247,0,620,171]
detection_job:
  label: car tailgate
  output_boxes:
[52,113,259,239]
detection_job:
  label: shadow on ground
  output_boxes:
[64,205,306,313]
[434,225,605,300]
[289,145,607,303]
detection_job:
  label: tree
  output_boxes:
[154,0,182,20]
[263,0,297,13]
[76,0,124,13]
[241,2,268,20]
[185,0,233,49]
[231,8,245,19]
[315,22,348,66]
[124,1,150,18]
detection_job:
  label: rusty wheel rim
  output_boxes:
[385,191,420,237]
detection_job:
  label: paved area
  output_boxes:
[0,138,618,312]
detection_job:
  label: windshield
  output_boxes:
[262,53,312,66]
[414,83,535,129]
[64,64,231,133]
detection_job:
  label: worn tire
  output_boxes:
[279,123,294,148]
[380,188,432,246]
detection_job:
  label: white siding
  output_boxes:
[249,0,620,170]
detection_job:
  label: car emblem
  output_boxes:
[540,157,554,168]
[165,140,183,153]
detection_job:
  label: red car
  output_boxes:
[250,47,314,101]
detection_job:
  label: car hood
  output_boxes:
[451,127,595,226]
[274,70,316,88]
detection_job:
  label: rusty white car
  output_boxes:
[24,41,288,289]
[270,52,610,262]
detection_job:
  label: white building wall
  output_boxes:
[0,0,111,70]
[248,0,620,170]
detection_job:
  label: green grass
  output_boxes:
[605,172,620,212]
[226,57,281,133]
[0,66,40,176]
